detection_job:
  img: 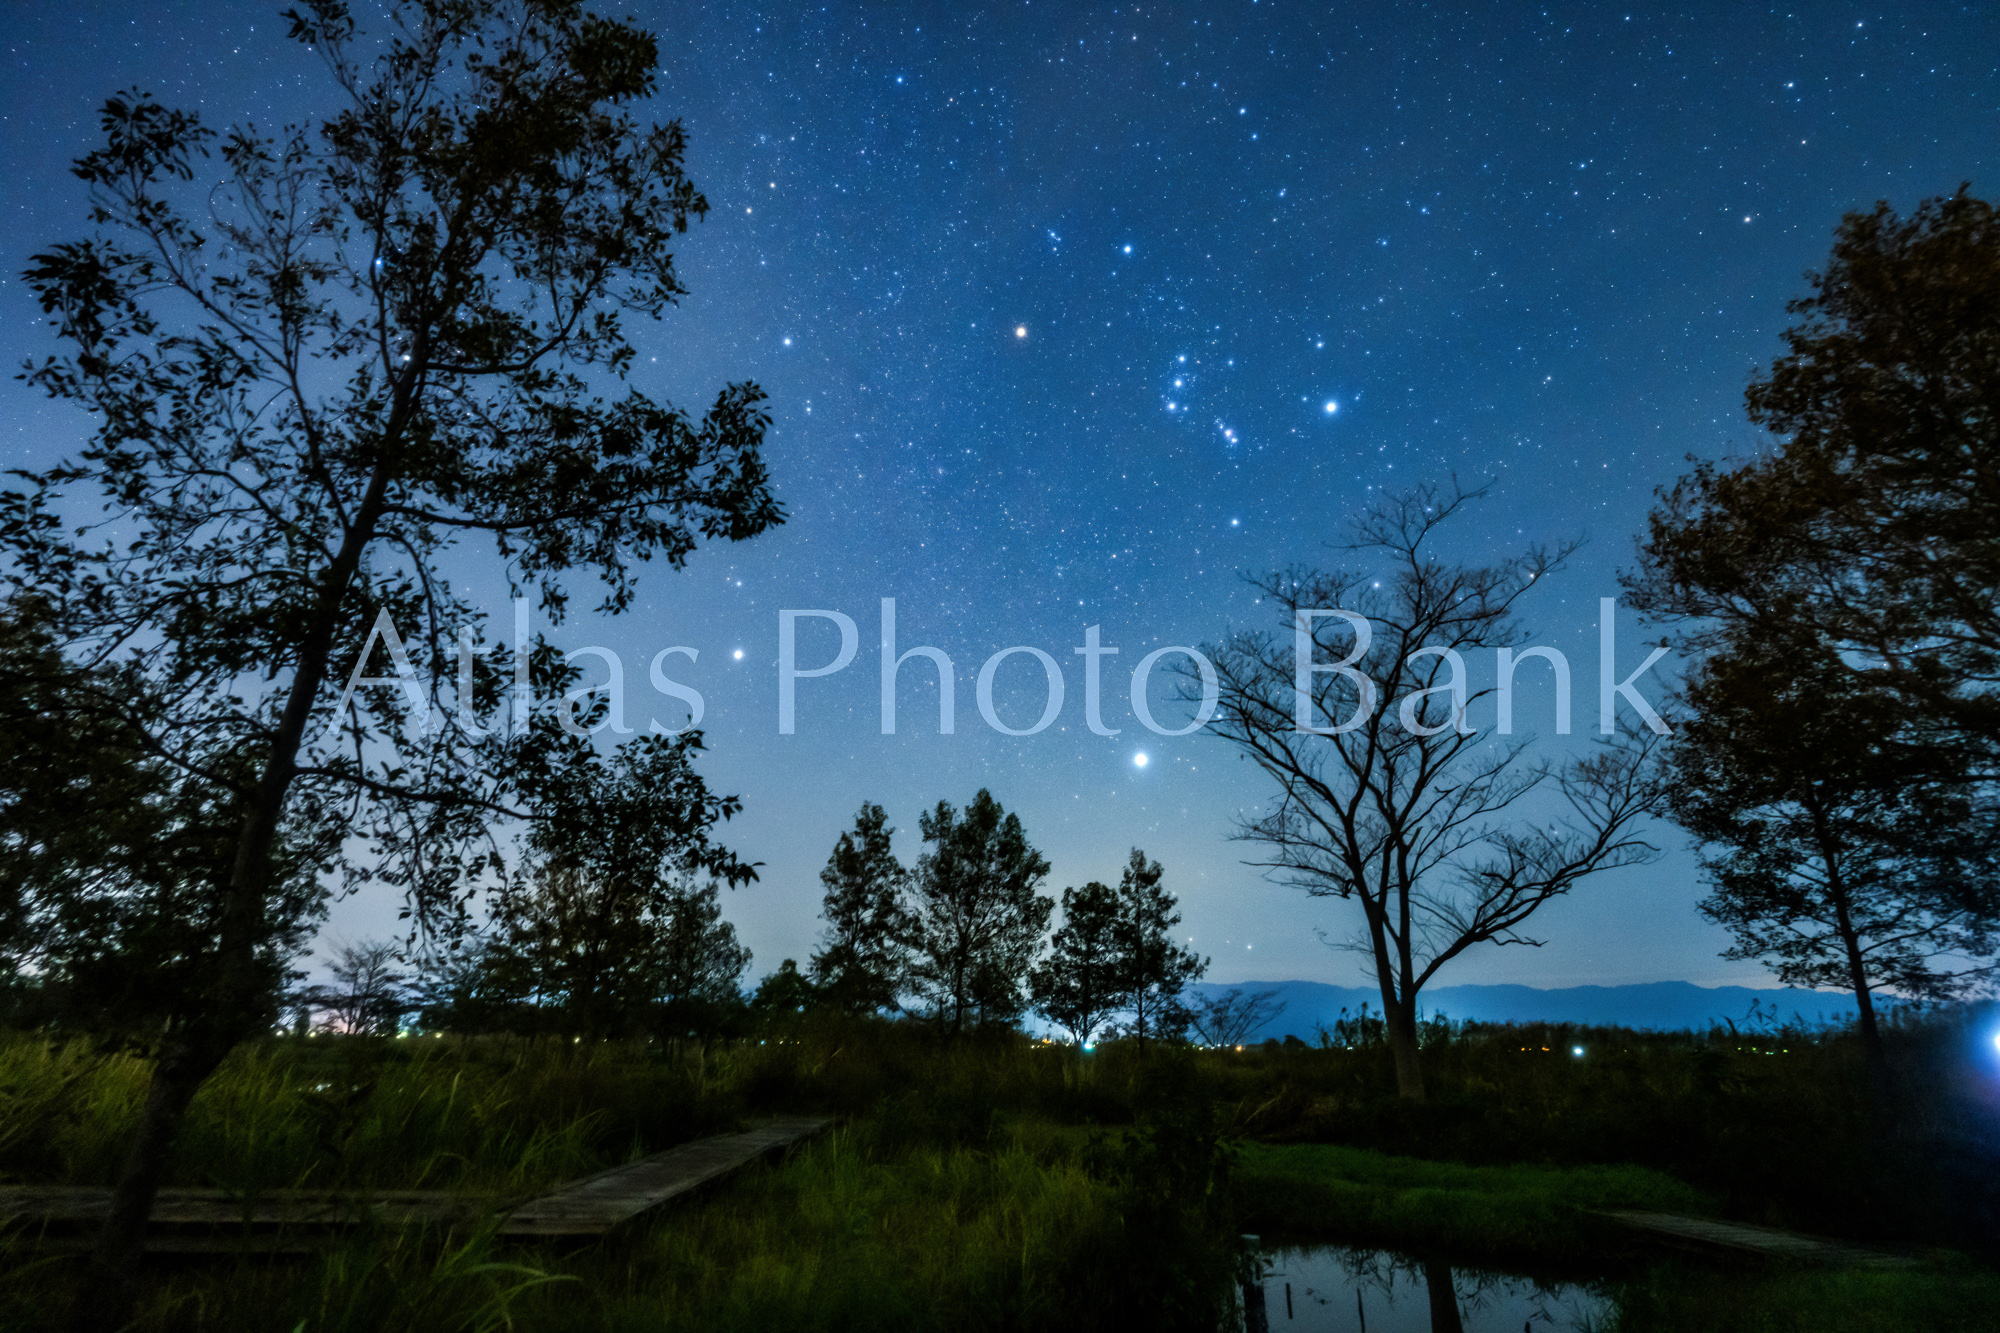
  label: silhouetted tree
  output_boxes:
[1666,621,1999,1085]
[1196,483,1664,1100]
[749,958,821,1033]
[901,790,1052,1035]
[1,598,328,1043]
[1187,988,1285,1048]
[1030,880,1122,1045]
[1629,189,2000,753]
[480,734,755,1039]
[319,939,410,1036]
[4,3,780,1308]
[809,803,909,1013]
[1113,850,1206,1053]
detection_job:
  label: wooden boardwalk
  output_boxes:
[1602,1210,1920,1269]
[0,1116,831,1253]
[500,1115,830,1237]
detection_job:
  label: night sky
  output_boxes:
[4,2,1996,994]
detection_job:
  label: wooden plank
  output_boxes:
[0,1117,832,1252]
[498,1115,832,1237]
[1601,1210,1919,1269]
[0,1187,488,1229]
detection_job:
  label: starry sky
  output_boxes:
[3,1,1997,994]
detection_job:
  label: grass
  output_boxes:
[0,1033,737,1194]
[1608,1264,2000,1333]
[1233,1142,1712,1269]
[3,1012,1999,1329]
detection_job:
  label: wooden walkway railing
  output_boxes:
[0,1116,832,1253]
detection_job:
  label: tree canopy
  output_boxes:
[902,790,1053,1036]
[810,803,911,1014]
[3,1,781,1310]
[1630,189,2000,754]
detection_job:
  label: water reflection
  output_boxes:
[1245,1245,1610,1333]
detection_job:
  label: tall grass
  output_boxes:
[0,1034,735,1193]
[4,1012,1998,1329]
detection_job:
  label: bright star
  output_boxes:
[1324,400,1338,414]
[1015,325,1027,338]
[733,649,744,660]
[1122,244,1132,254]
[1133,753,1149,768]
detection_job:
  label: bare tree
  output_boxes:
[1195,484,1664,1099]
[1187,988,1285,1047]
[319,938,408,1036]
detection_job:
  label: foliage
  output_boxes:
[748,959,822,1029]
[900,791,1054,1035]
[1233,1141,1708,1268]
[1665,622,1999,1065]
[1608,1264,2000,1333]
[1030,880,1123,1045]
[809,803,910,1014]
[1109,849,1205,1052]
[0,599,327,1044]
[1629,188,2000,752]
[7,1011,2000,1326]
[475,734,755,1040]
[0,1032,735,1195]
[3,0,783,1303]
[1197,482,1664,1098]
[480,868,750,1042]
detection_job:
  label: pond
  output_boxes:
[1242,1243,1613,1333]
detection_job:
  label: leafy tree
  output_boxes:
[482,865,750,1040]
[1629,189,2000,752]
[749,958,822,1033]
[408,935,514,1035]
[480,733,755,1039]
[901,790,1053,1035]
[1,597,328,1042]
[1196,484,1664,1100]
[647,874,753,1039]
[1030,880,1122,1045]
[1112,849,1206,1053]
[3,1,780,1305]
[1666,622,1999,1081]
[1186,988,1285,1048]
[809,803,910,1013]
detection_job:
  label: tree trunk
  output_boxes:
[70,1029,230,1331]
[77,460,398,1330]
[1814,810,1892,1110]
[1381,990,1426,1101]
[1422,1257,1464,1333]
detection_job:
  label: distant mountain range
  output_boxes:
[1185,979,1863,1040]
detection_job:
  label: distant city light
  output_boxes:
[1572,1045,1585,1057]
